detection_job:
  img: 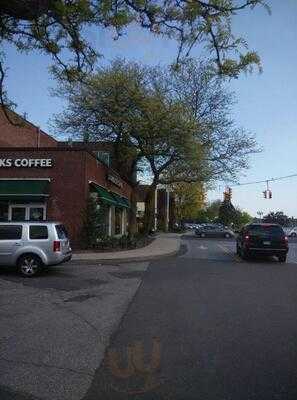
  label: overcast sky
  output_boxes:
[5,0,297,217]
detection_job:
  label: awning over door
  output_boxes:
[0,180,50,201]
[111,192,130,208]
[90,182,130,208]
[90,182,118,206]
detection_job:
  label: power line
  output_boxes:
[229,173,297,187]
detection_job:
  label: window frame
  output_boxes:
[29,225,49,240]
[0,225,23,241]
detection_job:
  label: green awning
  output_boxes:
[0,180,50,198]
[90,183,118,206]
[111,192,130,208]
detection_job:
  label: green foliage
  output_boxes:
[218,200,237,226]
[262,211,290,226]
[235,209,253,227]
[1,0,268,122]
[55,59,259,233]
[86,233,150,251]
[173,182,205,222]
[81,196,108,248]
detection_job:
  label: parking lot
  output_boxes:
[0,261,149,400]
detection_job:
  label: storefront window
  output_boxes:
[11,207,26,221]
[29,207,45,221]
[115,208,122,235]
[8,204,46,221]
[0,203,8,221]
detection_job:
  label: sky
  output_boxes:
[4,0,297,217]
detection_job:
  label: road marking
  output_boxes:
[218,244,242,263]
[198,245,208,250]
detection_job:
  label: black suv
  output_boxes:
[236,223,289,262]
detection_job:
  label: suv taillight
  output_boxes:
[283,236,288,246]
[53,240,61,252]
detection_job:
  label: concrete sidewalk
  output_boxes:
[72,233,182,262]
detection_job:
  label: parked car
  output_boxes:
[195,224,234,238]
[288,227,297,237]
[0,222,72,277]
[236,223,288,262]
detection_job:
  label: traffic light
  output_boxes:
[263,190,272,199]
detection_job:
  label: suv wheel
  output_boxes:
[278,255,287,263]
[291,232,297,237]
[17,254,42,277]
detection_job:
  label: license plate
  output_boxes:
[263,241,271,245]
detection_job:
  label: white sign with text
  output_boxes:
[0,159,53,168]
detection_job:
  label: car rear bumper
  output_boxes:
[47,252,72,266]
[247,247,288,256]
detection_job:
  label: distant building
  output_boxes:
[136,184,176,231]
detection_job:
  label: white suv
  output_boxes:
[0,222,72,277]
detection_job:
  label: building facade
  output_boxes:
[136,185,176,232]
[0,110,133,248]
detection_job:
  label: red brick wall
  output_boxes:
[0,109,57,148]
[85,152,132,200]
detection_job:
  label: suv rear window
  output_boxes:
[0,225,22,240]
[29,225,48,240]
[248,225,284,237]
[55,225,68,239]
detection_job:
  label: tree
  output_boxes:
[54,59,259,233]
[218,200,237,226]
[172,182,205,223]
[233,208,253,228]
[205,200,222,222]
[262,211,290,226]
[1,0,269,122]
[169,60,260,181]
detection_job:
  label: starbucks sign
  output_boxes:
[0,158,53,168]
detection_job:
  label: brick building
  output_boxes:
[0,110,132,247]
[0,108,57,148]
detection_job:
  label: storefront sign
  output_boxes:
[107,173,123,188]
[0,159,53,168]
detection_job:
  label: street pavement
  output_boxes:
[0,261,149,400]
[83,234,297,400]
[2,234,297,399]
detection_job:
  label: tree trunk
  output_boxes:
[143,183,157,234]
[128,183,138,236]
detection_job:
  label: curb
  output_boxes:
[70,244,181,264]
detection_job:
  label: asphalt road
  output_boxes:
[2,235,297,400]
[83,234,297,400]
